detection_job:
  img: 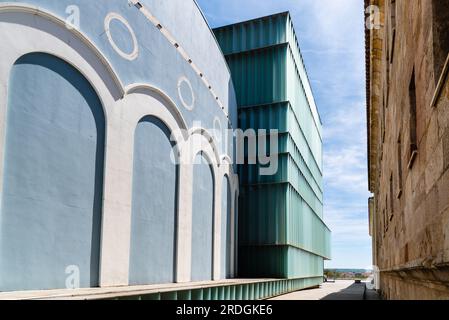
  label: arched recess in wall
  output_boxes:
[129,116,178,285]
[221,175,232,279]
[0,52,105,291]
[191,152,215,282]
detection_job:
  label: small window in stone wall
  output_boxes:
[408,69,418,168]
[432,0,449,83]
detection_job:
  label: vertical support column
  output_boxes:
[232,174,239,278]
[213,168,222,280]
[176,157,193,283]
[99,101,134,287]
[229,179,236,278]
[0,54,16,201]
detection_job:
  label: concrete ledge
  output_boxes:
[0,277,324,300]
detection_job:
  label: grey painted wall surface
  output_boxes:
[191,154,214,282]
[138,0,237,122]
[0,0,237,152]
[129,116,177,285]
[0,53,104,291]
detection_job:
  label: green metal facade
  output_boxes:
[214,12,331,279]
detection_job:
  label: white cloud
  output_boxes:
[324,144,368,194]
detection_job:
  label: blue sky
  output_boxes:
[197,0,372,269]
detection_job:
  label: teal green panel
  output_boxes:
[287,186,331,258]
[286,52,322,168]
[224,286,231,300]
[230,286,236,300]
[236,285,243,300]
[238,102,289,133]
[218,286,225,300]
[191,289,203,300]
[242,285,249,300]
[203,288,212,300]
[211,287,219,300]
[238,103,323,199]
[285,15,322,138]
[225,45,287,107]
[238,183,330,259]
[239,153,323,212]
[239,184,288,245]
[161,291,177,300]
[248,284,255,300]
[214,13,288,55]
[177,290,191,300]
[142,293,161,300]
[238,245,325,279]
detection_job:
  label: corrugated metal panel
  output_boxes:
[285,15,322,136]
[281,132,323,195]
[239,184,287,245]
[214,13,288,55]
[238,102,288,132]
[239,183,330,258]
[229,49,322,174]
[286,49,323,168]
[238,153,323,213]
[238,245,324,279]
[214,12,322,141]
[238,104,322,193]
[286,186,331,257]
[225,45,287,107]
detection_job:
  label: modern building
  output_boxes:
[214,12,331,284]
[366,0,449,299]
[0,0,330,300]
[0,0,239,293]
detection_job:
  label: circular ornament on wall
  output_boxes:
[104,12,139,61]
[177,76,195,111]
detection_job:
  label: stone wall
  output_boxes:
[367,0,449,299]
